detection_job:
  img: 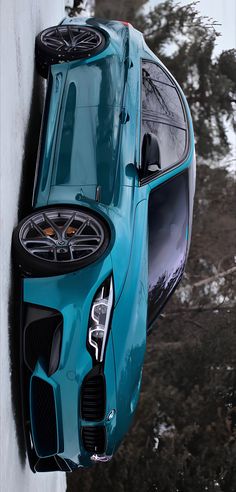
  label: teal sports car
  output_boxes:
[13,17,196,472]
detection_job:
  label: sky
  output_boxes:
[148,0,236,54]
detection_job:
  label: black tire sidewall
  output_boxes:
[35,25,107,63]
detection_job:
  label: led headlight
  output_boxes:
[88,276,113,363]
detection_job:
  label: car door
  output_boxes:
[140,60,190,330]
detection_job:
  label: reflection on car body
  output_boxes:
[12,17,196,472]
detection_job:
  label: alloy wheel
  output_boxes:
[19,209,105,264]
[40,26,104,54]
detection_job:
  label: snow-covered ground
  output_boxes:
[0,1,66,490]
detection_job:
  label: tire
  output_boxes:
[12,207,110,276]
[35,25,106,78]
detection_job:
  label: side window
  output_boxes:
[141,61,187,178]
[148,172,189,327]
[142,119,186,171]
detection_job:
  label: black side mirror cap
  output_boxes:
[142,132,161,175]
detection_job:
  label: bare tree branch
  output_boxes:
[165,304,235,315]
[192,266,236,288]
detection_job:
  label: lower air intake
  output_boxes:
[24,304,63,375]
[31,377,58,457]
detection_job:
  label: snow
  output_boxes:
[0,1,66,490]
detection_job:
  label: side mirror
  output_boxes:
[142,133,161,175]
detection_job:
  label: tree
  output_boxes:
[65,0,84,17]
[140,1,236,158]
[67,164,236,492]
[65,2,236,491]
[93,0,236,159]
[94,0,148,21]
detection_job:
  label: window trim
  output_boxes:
[139,58,190,186]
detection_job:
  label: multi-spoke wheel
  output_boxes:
[35,25,106,78]
[13,208,110,276]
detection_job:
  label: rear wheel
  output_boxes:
[12,207,110,276]
[35,25,106,78]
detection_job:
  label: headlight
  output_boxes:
[87,276,113,363]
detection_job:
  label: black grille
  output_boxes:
[31,377,58,457]
[82,426,106,454]
[81,374,106,421]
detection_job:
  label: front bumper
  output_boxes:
[22,256,118,469]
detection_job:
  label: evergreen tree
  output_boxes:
[94,0,236,159]
[66,3,236,492]
[65,0,84,17]
[67,162,236,492]
[94,0,148,21]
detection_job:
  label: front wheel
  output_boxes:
[12,207,110,276]
[35,25,106,78]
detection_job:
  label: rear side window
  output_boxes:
[142,65,185,126]
[148,172,189,327]
[141,61,187,177]
[142,119,186,170]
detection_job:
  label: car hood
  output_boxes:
[51,54,126,206]
[34,25,130,209]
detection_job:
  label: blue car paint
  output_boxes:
[24,17,195,466]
